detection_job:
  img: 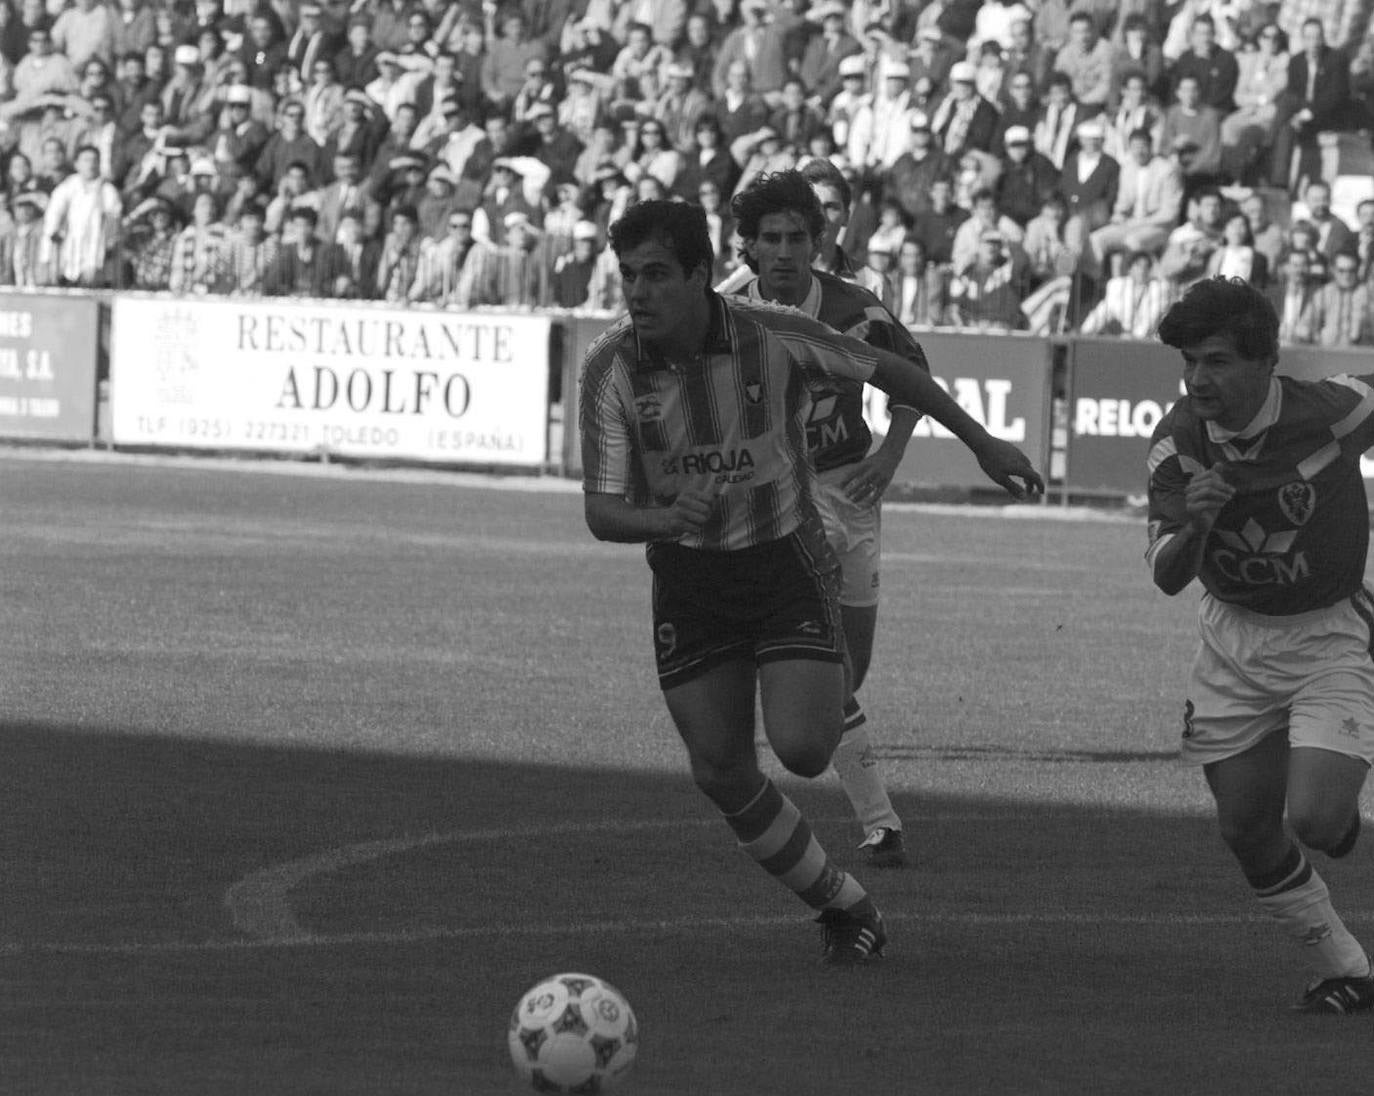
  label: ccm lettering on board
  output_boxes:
[110,300,551,465]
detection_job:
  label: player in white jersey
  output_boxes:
[730,169,920,867]
[1147,276,1374,1013]
[581,200,1043,964]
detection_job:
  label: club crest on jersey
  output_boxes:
[1277,481,1315,526]
[634,393,664,422]
[745,381,762,404]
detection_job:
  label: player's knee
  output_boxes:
[688,754,758,806]
[1289,803,1351,853]
[774,740,832,779]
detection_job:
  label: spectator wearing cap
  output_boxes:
[159,44,214,143]
[208,83,271,178]
[334,16,380,89]
[416,160,461,241]
[549,218,600,308]
[366,50,421,125]
[373,202,422,300]
[972,0,1033,56]
[303,55,345,147]
[1088,126,1183,274]
[481,8,546,109]
[524,99,583,183]
[798,0,861,107]
[907,27,953,95]
[50,0,114,73]
[558,66,608,149]
[652,59,711,153]
[1053,12,1116,117]
[887,110,949,220]
[486,209,548,307]
[377,149,428,215]
[930,60,998,162]
[169,188,229,294]
[42,143,120,286]
[1059,116,1119,249]
[713,58,771,146]
[325,89,383,178]
[480,155,539,246]
[847,60,918,178]
[119,193,178,288]
[994,124,1059,228]
[947,226,1031,329]
[826,53,870,150]
[255,98,323,191]
[1159,74,1221,189]
[238,12,285,92]
[851,231,898,307]
[5,189,45,285]
[729,123,795,196]
[712,0,795,104]
[1032,72,1082,169]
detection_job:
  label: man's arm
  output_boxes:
[584,487,714,544]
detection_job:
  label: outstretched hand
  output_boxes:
[975,438,1045,500]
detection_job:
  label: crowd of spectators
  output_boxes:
[5,0,1374,343]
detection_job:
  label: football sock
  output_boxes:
[830,711,902,836]
[1249,843,1371,979]
[724,777,868,912]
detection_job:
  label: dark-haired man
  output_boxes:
[1147,275,1374,1013]
[581,199,1041,965]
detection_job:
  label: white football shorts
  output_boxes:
[1180,590,1374,767]
[811,464,881,609]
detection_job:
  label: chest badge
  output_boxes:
[744,381,762,404]
[1277,481,1315,526]
[634,393,663,422]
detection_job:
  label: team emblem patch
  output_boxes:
[745,382,762,404]
[634,394,663,422]
[1277,481,1315,526]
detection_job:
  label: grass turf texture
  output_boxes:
[3,455,1373,1094]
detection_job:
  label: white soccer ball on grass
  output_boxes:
[507,972,638,1092]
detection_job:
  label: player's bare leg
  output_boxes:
[1206,733,1373,1011]
[663,657,884,963]
[830,603,906,866]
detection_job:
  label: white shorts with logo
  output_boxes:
[1180,590,1374,767]
[811,464,881,608]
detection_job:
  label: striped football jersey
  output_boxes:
[580,290,882,551]
[1146,373,1374,614]
[739,269,931,472]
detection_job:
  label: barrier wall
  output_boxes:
[0,293,99,443]
[108,297,552,467]
[1066,339,1374,497]
[5,290,1374,499]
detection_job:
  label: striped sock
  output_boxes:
[1249,843,1370,979]
[723,778,867,911]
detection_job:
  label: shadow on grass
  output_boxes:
[4,719,1374,1096]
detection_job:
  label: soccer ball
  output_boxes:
[507,972,638,1093]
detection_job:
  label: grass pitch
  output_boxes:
[3,454,1373,1095]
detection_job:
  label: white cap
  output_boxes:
[838,55,867,78]
[174,44,200,65]
[885,62,910,80]
[572,220,599,241]
[1003,125,1030,145]
[949,60,976,83]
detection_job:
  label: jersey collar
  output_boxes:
[1205,377,1282,446]
[632,289,734,370]
[745,269,822,318]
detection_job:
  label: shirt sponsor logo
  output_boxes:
[1212,518,1310,586]
[661,447,756,476]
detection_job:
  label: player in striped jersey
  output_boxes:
[1147,276,1374,1013]
[729,169,924,868]
[580,200,1042,965]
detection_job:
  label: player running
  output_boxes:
[580,200,1043,965]
[1147,276,1374,1012]
[728,169,921,867]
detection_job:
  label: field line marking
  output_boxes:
[10,909,1374,959]
[222,814,1031,942]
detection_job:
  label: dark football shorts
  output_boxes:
[645,520,846,691]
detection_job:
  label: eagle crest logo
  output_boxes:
[1277,481,1315,526]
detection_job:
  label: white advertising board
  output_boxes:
[110,297,551,466]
